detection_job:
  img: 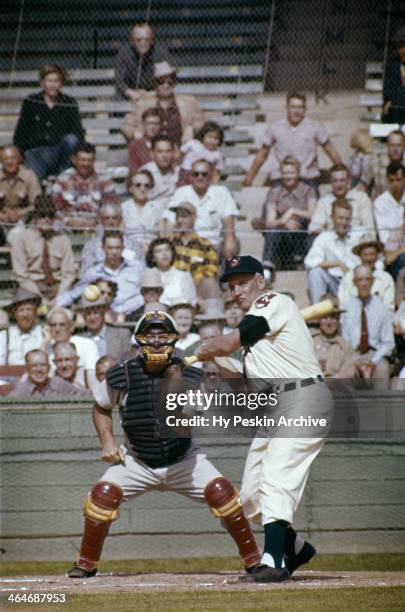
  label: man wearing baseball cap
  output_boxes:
[68,310,261,578]
[170,201,220,299]
[196,256,333,582]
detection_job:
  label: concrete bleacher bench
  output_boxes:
[0,65,263,86]
[369,123,401,138]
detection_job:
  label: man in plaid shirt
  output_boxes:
[169,201,220,299]
[52,142,118,229]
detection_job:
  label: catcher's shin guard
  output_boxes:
[204,477,261,569]
[75,481,123,573]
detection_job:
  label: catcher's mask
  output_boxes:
[135,310,179,373]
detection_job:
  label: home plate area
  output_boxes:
[1,571,405,594]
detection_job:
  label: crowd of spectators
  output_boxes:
[0,20,404,395]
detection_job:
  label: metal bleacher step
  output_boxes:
[0,65,263,85]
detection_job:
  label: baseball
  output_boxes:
[83,284,101,301]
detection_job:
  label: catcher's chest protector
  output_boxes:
[106,357,202,468]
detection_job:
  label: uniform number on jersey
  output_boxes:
[255,293,276,308]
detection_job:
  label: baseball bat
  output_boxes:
[183,299,335,368]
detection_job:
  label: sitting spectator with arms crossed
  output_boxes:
[0,288,43,365]
[338,240,395,312]
[0,145,41,236]
[80,203,143,277]
[244,92,341,188]
[10,196,76,306]
[52,143,118,230]
[304,199,366,303]
[122,62,204,147]
[114,22,170,101]
[145,238,197,307]
[13,64,84,182]
[53,341,96,391]
[128,108,162,173]
[309,164,375,238]
[340,265,395,388]
[251,155,317,269]
[57,231,144,319]
[178,121,224,186]
[9,349,88,397]
[162,159,238,259]
[169,201,220,299]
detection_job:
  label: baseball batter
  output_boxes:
[197,256,333,582]
[68,310,261,578]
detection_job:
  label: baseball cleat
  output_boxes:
[67,564,97,579]
[284,541,316,575]
[239,565,290,583]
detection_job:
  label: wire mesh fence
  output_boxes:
[1,399,405,560]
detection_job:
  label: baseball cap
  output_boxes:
[220,256,264,283]
[169,201,196,215]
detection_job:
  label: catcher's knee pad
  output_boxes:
[83,481,123,523]
[204,477,261,568]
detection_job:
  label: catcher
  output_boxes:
[68,310,261,578]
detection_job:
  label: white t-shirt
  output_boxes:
[159,267,198,307]
[243,291,321,379]
[163,185,238,247]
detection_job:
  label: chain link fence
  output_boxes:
[1,397,405,561]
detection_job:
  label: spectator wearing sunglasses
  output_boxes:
[121,62,205,146]
[121,169,162,252]
[162,159,238,259]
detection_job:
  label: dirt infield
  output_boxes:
[1,570,405,595]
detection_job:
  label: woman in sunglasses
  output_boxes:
[121,169,161,252]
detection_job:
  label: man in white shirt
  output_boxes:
[305,199,365,303]
[43,307,99,371]
[309,164,375,238]
[141,135,179,211]
[0,288,43,365]
[374,162,405,281]
[243,92,341,187]
[162,159,238,258]
[338,240,395,311]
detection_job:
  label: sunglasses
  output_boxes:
[156,76,175,86]
[176,208,193,217]
[192,171,209,178]
[134,182,152,189]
